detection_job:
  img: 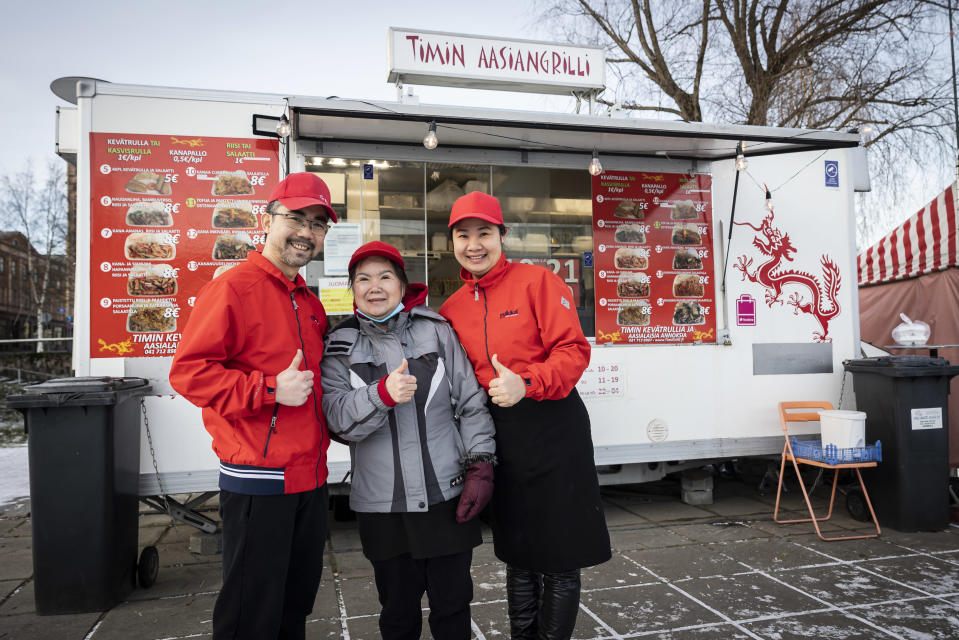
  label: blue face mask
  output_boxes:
[358,302,404,323]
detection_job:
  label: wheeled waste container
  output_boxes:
[7,376,151,614]
[843,356,959,531]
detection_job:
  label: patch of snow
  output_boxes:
[0,446,29,505]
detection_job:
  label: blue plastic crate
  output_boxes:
[790,438,882,466]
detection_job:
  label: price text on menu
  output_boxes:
[89,133,280,358]
[591,171,716,345]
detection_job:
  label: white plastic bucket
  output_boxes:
[819,410,866,450]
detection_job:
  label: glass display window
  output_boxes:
[493,166,594,336]
[304,157,595,336]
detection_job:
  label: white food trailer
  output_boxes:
[52,33,869,524]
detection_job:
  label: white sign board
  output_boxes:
[388,28,605,95]
[911,407,943,430]
[576,362,625,400]
[323,223,362,275]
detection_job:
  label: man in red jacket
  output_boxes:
[170,172,335,640]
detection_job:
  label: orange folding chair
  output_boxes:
[773,401,881,541]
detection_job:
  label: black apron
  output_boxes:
[357,497,481,561]
[488,388,611,572]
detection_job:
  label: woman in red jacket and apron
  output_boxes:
[439,192,610,640]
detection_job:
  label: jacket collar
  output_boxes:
[459,254,510,293]
[402,283,429,310]
[247,251,307,292]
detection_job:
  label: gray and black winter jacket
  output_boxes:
[321,284,495,513]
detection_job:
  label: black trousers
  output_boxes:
[371,550,474,640]
[507,565,581,640]
[213,486,329,640]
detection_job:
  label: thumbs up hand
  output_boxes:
[275,350,315,407]
[488,354,526,407]
[385,358,418,404]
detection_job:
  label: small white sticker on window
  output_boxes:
[911,407,942,430]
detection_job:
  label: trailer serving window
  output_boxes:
[305,158,595,336]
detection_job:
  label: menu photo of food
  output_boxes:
[213,233,256,260]
[613,200,643,219]
[213,171,254,196]
[213,263,239,278]
[672,274,705,298]
[127,299,177,333]
[126,202,173,227]
[614,247,648,270]
[127,264,178,296]
[617,303,651,326]
[124,232,176,260]
[672,249,704,270]
[671,200,699,220]
[673,301,706,325]
[212,201,258,228]
[125,172,171,195]
[617,273,650,298]
[614,223,646,244]
[671,224,702,246]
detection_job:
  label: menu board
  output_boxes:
[592,171,716,345]
[89,133,279,358]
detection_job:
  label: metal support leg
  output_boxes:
[141,493,218,534]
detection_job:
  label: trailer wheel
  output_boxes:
[846,489,870,522]
[332,495,355,522]
[138,546,159,588]
[949,477,959,505]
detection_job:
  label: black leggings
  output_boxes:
[506,565,581,640]
[372,550,474,640]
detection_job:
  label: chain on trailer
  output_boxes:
[837,369,848,410]
[140,399,218,534]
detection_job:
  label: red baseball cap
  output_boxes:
[348,241,405,273]
[448,191,504,228]
[268,172,338,223]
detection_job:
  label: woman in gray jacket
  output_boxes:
[321,241,496,640]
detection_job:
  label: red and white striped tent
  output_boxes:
[858,182,957,286]
[857,181,959,466]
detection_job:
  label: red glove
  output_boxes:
[456,461,494,523]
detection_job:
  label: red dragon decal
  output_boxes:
[733,207,841,342]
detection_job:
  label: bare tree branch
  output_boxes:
[538,0,955,248]
[1,161,67,352]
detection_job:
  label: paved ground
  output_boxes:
[2,472,959,640]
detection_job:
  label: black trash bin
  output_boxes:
[843,356,959,532]
[7,376,151,615]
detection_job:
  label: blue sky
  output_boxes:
[0,0,570,173]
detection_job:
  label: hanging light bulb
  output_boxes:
[734,142,747,172]
[275,114,291,139]
[423,121,438,150]
[588,149,603,176]
[765,186,774,211]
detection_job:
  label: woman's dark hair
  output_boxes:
[448,223,507,241]
[347,256,409,290]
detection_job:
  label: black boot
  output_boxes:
[506,565,541,639]
[538,569,581,640]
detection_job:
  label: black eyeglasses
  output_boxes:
[271,212,330,234]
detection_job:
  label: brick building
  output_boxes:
[0,231,70,345]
